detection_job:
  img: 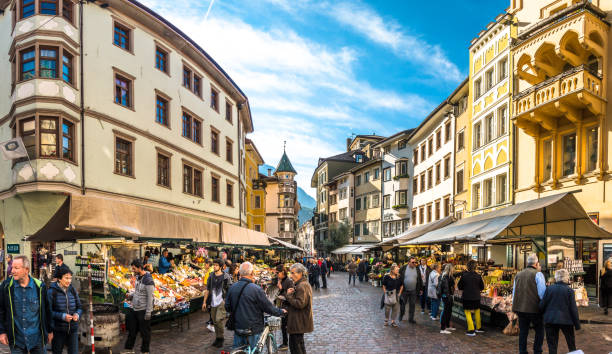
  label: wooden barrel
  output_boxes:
[79,303,121,349]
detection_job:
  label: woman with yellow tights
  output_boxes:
[458,260,485,336]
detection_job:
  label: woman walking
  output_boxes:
[276,264,294,351]
[428,263,441,320]
[382,264,403,327]
[540,269,580,354]
[600,259,612,315]
[286,263,314,354]
[439,263,456,334]
[458,260,485,336]
[48,267,82,354]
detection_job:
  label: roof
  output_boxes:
[372,129,415,148]
[317,150,362,165]
[349,158,381,172]
[245,139,264,165]
[275,151,297,174]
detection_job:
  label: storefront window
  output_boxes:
[562,133,576,176]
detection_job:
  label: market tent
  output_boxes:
[220,222,270,246]
[268,236,305,252]
[404,193,612,245]
[27,195,220,243]
[331,244,362,254]
[378,216,454,249]
[349,244,378,254]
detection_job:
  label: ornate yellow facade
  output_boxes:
[245,139,266,232]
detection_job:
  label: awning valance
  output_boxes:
[268,236,305,252]
[330,244,361,254]
[379,216,454,247]
[220,222,270,246]
[405,193,612,245]
[28,195,220,243]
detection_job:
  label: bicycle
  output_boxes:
[229,315,282,354]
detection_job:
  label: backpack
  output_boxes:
[436,275,444,299]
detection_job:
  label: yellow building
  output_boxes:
[245,139,266,232]
[351,158,382,243]
[449,79,470,219]
[510,0,611,229]
[467,13,517,216]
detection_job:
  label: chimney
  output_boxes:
[267,168,272,177]
[346,138,352,151]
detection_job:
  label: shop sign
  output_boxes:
[7,244,20,254]
[588,212,599,225]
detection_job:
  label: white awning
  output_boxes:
[268,236,306,252]
[404,193,612,245]
[349,244,378,254]
[378,216,454,247]
[331,245,362,254]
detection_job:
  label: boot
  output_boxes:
[212,338,224,348]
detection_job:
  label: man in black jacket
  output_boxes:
[398,257,423,323]
[320,258,328,289]
[417,258,431,314]
[357,258,367,282]
[225,262,285,351]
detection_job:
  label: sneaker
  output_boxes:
[466,331,476,337]
[391,322,399,328]
[440,330,451,334]
[430,316,438,321]
[475,329,485,333]
[207,324,215,332]
[447,327,456,331]
[278,344,289,351]
[409,319,416,324]
[212,339,224,348]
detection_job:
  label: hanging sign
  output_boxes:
[7,244,20,254]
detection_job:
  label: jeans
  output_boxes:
[399,290,417,321]
[420,291,429,311]
[384,301,400,323]
[313,276,320,289]
[289,333,306,354]
[10,346,45,354]
[429,297,440,318]
[233,332,262,351]
[211,304,226,339]
[321,273,327,288]
[125,309,151,353]
[440,296,453,330]
[517,312,544,354]
[348,274,356,285]
[281,315,289,346]
[545,324,576,354]
[51,330,79,354]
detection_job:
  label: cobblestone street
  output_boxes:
[97,273,611,354]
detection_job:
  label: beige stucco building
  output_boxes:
[0,0,253,259]
[263,151,300,242]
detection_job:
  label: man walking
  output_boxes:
[0,255,53,354]
[399,257,423,323]
[347,258,357,286]
[125,260,154,354]
[320,258,328,289]
[207,259,232,348]
[512,254,547,354]
[357,258,367,282]
[418,259,431,314]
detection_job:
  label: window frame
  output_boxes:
[483,178,493,207]
[17,43,77,87]
[39,46,59,79]
[444,154,451,179]
[497,105,507,137]
[154,44,169,75]
[14,114,78,164]
[586,124,599,173]
[210,85,220,112]
[181,108,203,145]
[456,168,464,193]
[40,0,58,15]
[225,100,233,124]
[562,132,577,177]
[20,0,36,19]
[226,181,234,207]
[498,57,508,82]
[210,127,220,155]
[113,132,136,178]
[435,129,442,150]
[181,161,203,197]
[457,129,465,151]
[112,19,133,53]
[226,137,234,164]
[496,173,507,204]
[112,67,135,110]
[155,92,170,128]
[156,149,171,189]
[485,68,494,91]
[445,121,451,142]
[435,161,441,185]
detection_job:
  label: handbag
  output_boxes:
[384,289,397,306]
[226,282,249,331]
[502,318,519,336]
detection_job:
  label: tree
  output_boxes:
[322,221,350,254]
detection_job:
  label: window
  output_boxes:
[113,22,131,51]
[395,161,408,176]
[210,87,219,112]
[226,139,233,163]
[157,153,170,187]
[484,114,493,144]
[211,175,220,201]
[192,120,201,144]
[182,66,192,90]
[182,112,191,139]
[498,57,508,81]
[413,178,418,194]
[419,206,424,224]
[155,96,169,127]
[398,140,407,150]
[186,167,202,197]
[427,168,433,189]
[356,175,361,186]
[225,101,233,123]
[374,168,380,180]
[457,130,465,151]
[364,171,370,182]
[420,144,426,161]
[543,139,552,181]
[364,195,370,209]
[426,204,432,223]
[497,106,507,137]
[435,162,441,184]
[485,69,494,91]
[363,223,369,235]
[474,78,482,98]
[412,209,417,225]
[20,47,35,80]
[61,120,73,160]
[436,129,442,150]
[39,47,58,78]
[39,117,57,157]
[445,121,451,142]
[355,198,361,210]
[227,182,234,206]
[383,195,390,209]
[211,129,219,154]
[21,0,35,18]
[444,196,450,217]
[456,169,464,193]
[254,225,261,232]
[395,190,407,206]
[472,183,481,210]
[428,137,433,156]
[413,148,419,165]
[193,75,202,97]
[339,208,347,220]
[16,116,74,162]
[473,122,482,149]
[40,0,57,15]
[435,200,440,220]
[62,52,73,84]
[155,47,168,73]
[255,195,261,209]
[114,74,131,108]
[420,173,425,193]
[496,174,507,204]
[587,126,599,172]
[62,0,73,23]
[444,155,451,179]
[383,168,391,181]
[562,133,576,176]
[372,194,380,208]
[115,137,132,176]
[383,146,390,155]
[354,224,360,236]
[483,178,493,207]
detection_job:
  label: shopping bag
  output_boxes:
[502,318,519,336]
[384,290,397,306]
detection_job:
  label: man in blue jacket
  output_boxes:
[158,249,171,274]
[225,262,286,351]
[0,255,53,354]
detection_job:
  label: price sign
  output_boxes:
[7,244,20,254]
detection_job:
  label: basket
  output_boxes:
[266,316,282,331]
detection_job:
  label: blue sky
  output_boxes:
[141,0,508,198]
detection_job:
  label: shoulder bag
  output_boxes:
[225,282,249,331]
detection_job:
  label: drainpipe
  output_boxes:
[79,0,85,195]
[512,123,517,205]
[237,103,242,227]
[379,158,383,242]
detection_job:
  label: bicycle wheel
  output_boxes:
[266,333,278,354]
